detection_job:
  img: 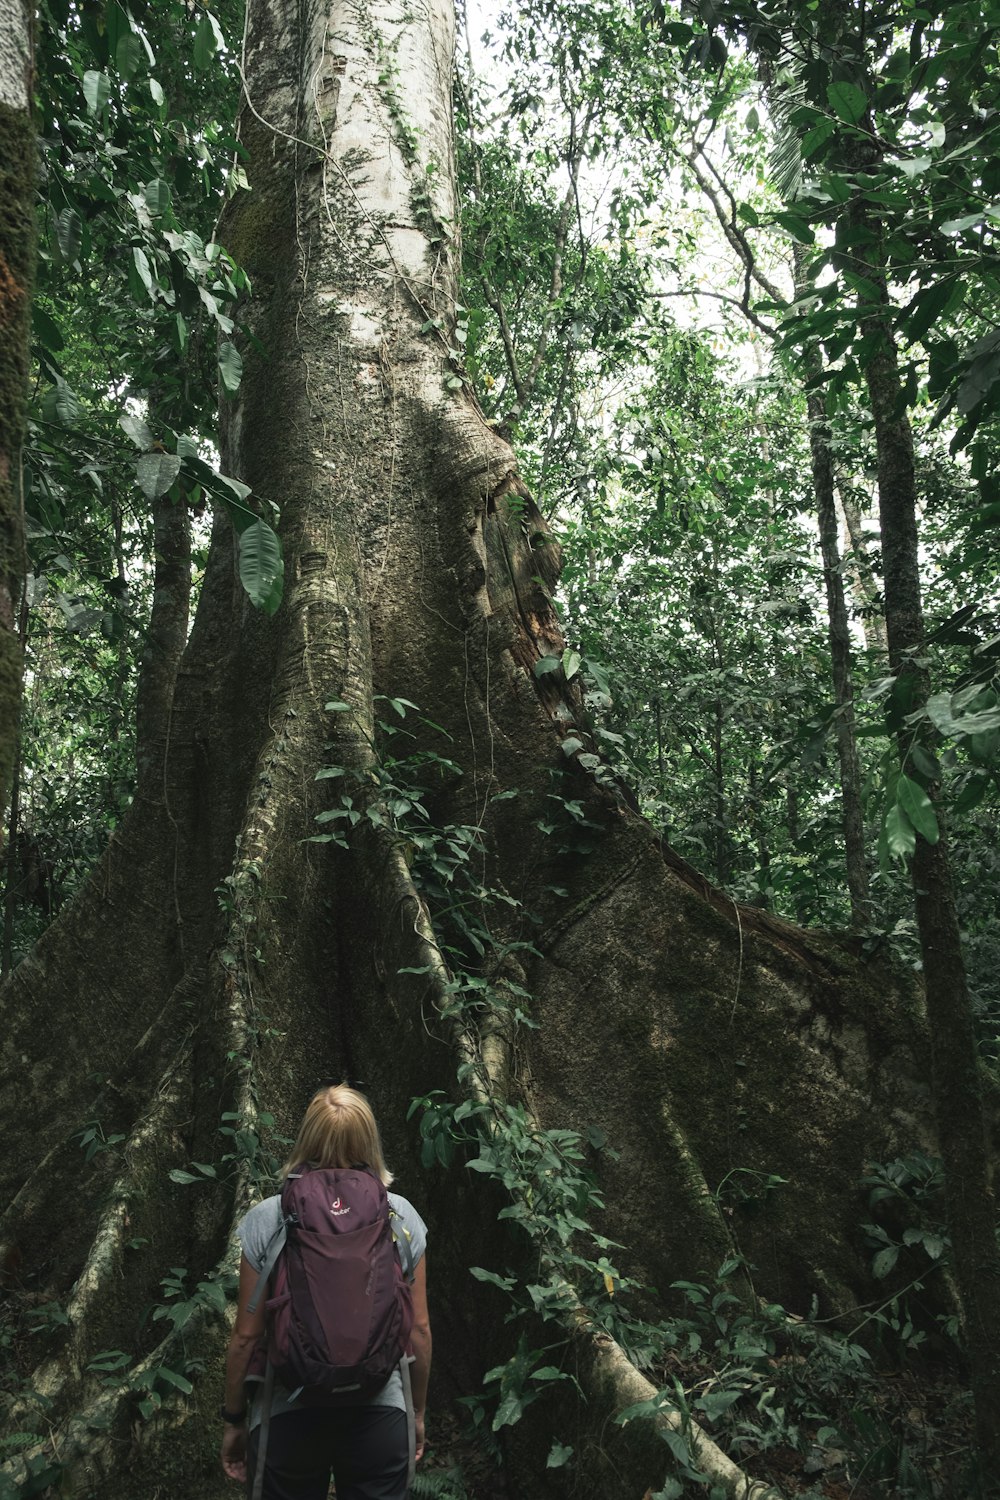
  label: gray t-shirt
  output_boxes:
[237,1189,426,1425]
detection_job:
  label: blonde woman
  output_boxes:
[221,1085,431,1499]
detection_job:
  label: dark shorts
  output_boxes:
[246,1407,409,1500]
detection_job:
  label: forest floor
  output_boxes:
[417,1358,975,1500]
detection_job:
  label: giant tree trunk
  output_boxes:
[0,4,945,1497]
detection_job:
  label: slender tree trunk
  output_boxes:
[0,585,26,977]
[838,476,888,658]
[0,0,35,848]
[792,251,870,925]
[748,759,772,909]
[864,315,1000,1484]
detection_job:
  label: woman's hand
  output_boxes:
[414,1409,426,1462]
[221,1421,248,1482]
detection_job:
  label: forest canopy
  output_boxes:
[1,1,999,1498]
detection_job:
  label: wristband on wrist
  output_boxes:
[220,1404,247,1425]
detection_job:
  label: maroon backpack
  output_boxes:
[247,1165,414,1401]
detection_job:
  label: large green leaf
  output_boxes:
[136,451,181,500]
[120,412,153,449]
[82,70,111,115]
[144,178,171,217]
[901,279,965,345]
[238,521,284,615]
[193,11,224,69]
[896,774,939,845]
[885,803,916,861]
[54,206,82,265]
[131,246,155,299]
[116,30,143,79]
[827,81,867,125]
[42,379,83,428]
[218,341,243,396]
[926,690,1000,737]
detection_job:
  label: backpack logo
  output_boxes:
[330,1197,350,1216]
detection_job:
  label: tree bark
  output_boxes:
[838,475,888,659]
[864,317,1000,1484]
[0,4,953,1497]
[792,251,870,926]
[0,0,34,850]
[829,39,1000,1468]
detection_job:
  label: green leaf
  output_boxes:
[772,211,815,245]
[546,1442,574,1469]
[896,774,939,845]
[238,520,284,614]
[801,119,837,158]
[120,413,153,449]
[898,156,932,179]
[901,279,964,345]
[155,1367,194,1393]
[131,246,155,298]
[926,691,1000,737]
[469,1267,517,1291]
[493,1389,536,1431]
[193,11,224,69]
[533,655,561,677]
[116,30,143,79]
[136,452,181,500]
[842,268,882,302]
[33,305,64,352]
[884,803,916,861]
[168,1169,199,1185]
[827,81,867,125]
[218,342,243,396]
[940,212,983,234]
[562,649,582,680]
[42,379,83,428]
[83,70,111,115]
[54,206,82,265]
[144,179,171,217]
[953,770,990,815]
[872,1244,899,1278]
[696,1388,744,1420]
[196,1280,227,1313]
[149,78,165,107]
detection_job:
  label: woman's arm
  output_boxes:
[220,1254,266,1482]
[409,1256,432,1461]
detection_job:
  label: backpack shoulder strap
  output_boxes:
[389,1207,415,1282]
[246,1219,287,1315]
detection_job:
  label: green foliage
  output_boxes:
[410,1468,470,1500]
[75,1121,126,1164]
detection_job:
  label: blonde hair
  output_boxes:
[281,1084,393,1186]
